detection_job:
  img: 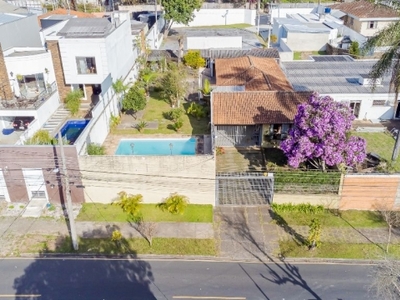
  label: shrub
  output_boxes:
[25,129,67,145]
[349,41,360,59]
[216,146,225,156]
[112,191,143,218]
[271,203,325,214]
[172,119,184,132]
[186,102,206,120]
[136,120,148,132]
[111,230,123,242]
[200,78,212,96]
[183,50,205,69]
[157,193,189,215]
[65,90,83,116]
[122,84,147,113]
[164,108,184,122]
[307,218,322,249]
[110,114,121,130]
[87,143,106,155]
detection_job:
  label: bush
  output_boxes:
[183,50,205,69]
[110,114,121,130]
[172,119,184,132]
[87,143,106,155]
[112,191,143,218]
[271,203,325,214]
[157,193,189,215]
[136,120,148,132]
[186,102,206,120]
[349,41,360,59]
[164,108,184,122]
[65,90,83,116]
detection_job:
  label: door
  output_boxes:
[350,101,361,118]
[22,169,48,200]
[0,169,10,202]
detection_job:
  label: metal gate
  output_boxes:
[216,172,274,205]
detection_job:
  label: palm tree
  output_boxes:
[141,72,157,97]
[363,21,400,119]
[112,78,129,110]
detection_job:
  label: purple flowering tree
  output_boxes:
[281,93,366,170]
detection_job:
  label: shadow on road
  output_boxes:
[13,228,157,300]
[219,208,321,300]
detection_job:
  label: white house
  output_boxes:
[282,56,398,120]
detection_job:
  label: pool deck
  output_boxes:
[103,134,212,155]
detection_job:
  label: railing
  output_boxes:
[0,82,57,110]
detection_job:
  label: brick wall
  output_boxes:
[339,174,400,210]
[47,40,70,102]
[0,44,13,100]
[79,155,216,205]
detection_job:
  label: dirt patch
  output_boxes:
[19,234,62,253]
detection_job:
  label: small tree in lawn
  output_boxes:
[140,68,157,97]
[281,93,367,171]
[160,65,188,107]
[375,203,400,253]
[307,218,321,250]
[122,84,147,118]
[162,0,202,37]
[113,191,143,220]
[157,193,189,215]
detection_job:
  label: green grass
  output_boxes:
[279,240,400,259]
[353,131,400,171]
[77,203,213,223]
[273,210,387,228]
[293,52,302,60]
[41,237,217,256]
[113,93,209,135]
[189,23,251,29]
[293,51,327,60]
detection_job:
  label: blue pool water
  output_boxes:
[59,120,90,144]
[115,138,197,155]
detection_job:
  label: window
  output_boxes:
[17,73,45,99]
[76,57,97,74]
[372,100,386,106]
[368,21,377,29]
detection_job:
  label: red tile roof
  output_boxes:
[212,91,311,125]
[330,1,399,19]
[215,56,293,91]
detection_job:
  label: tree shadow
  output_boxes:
[218,208,321,300]
[263,148,287,167]
[13,228,156,300]
[182,102,210,135]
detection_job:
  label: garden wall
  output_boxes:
[78,155,216,206]
[339,174,400,210]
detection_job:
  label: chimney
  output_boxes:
[0,43,14,100]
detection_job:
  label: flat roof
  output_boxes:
[57,18,114,38]
[6,50,47,57]
[0,12,26,25]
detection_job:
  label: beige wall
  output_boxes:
[359,20,394,37]
[79,155,216,205]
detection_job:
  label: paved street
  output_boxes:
[0,258,373,300]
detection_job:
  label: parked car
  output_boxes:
[12,116,34,131]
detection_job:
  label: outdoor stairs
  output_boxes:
[42,106,70,135]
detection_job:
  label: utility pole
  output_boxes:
[392,130,400,161]
[257,0,261,35]
[154,0,158,48]
[58,132,79,250]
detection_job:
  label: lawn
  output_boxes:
[77,203,214,223]
[293,51,327,60]
[113,93,209,135]
[353,131,400,171]
[279,240,400,259]
[273,210,387,228]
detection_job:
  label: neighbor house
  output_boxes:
[282,55,398,120]
[330,0,400,37]
[210,55,311,148]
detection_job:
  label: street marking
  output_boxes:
[173,297,245,300]
[0,295,41,298]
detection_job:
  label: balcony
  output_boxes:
[0,82,57,110]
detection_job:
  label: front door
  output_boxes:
[350,101,361,118]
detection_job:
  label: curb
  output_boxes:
[14,253,380,265]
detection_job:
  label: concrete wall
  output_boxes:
[278,39,294,61]
[172,9,256,27]
[286,31,329,51]
[339,174,400,210]
[78,155,216,205]
[274,194,340,209]
[186,36,242,50]
[0,14,42,51]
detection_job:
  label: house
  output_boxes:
[329,0,400,37]
[37,8,96,27]
[210,55,310,148]
[282,55,397,120]
[0,11,60,145]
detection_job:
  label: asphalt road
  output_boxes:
[0,258,373,300]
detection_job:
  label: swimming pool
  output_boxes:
[59,119,90,144]
[115,138,197,155]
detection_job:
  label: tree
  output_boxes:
[307,218,321,250]
[281,93,367,170]
[160,65,188,107]
[349,41,360,59]
[140,69,157,97]
[370,257,400,300]
[113,191,143,219]
[112,78,129,100]
[363,20,400,119]
[122,84,147,117]
[25,130,68,145]
[183,50,205,69]
[65,90,82,116]
[157,193,189,215]
[163,0,202,37]
[375,204,400,253]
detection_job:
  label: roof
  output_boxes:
[215,56,293,91]
[282,57,392,94]
[212,91,311,125]
[199,48,280,59]
[57,18,114,38]
[0,12,25,25]
[6,50,47,57]
[38,8,96,26]
[329,1,399,19]
[0,0,28,14]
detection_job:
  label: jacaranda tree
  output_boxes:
[281,93,366,171]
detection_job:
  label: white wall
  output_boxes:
[278,39,294,61]
[146,25,164,50]
[172,9,256,27]
[270,8,314,24]
[58,38,108,85]
[286,31,329,51]
[4,50,56,85]
[36,91,60,125]
[340,26,367,47]
[186,36,242,50]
